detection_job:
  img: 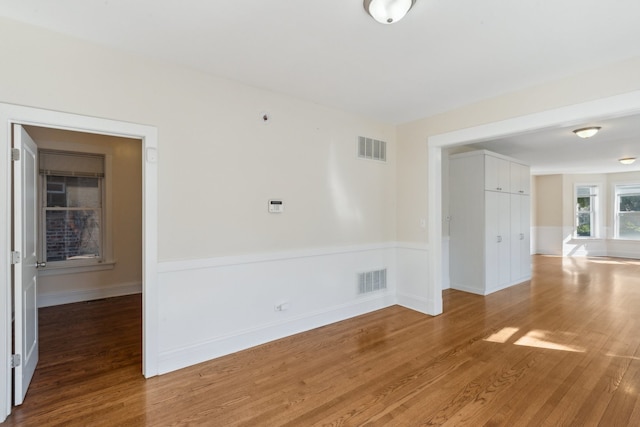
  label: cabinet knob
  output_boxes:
[520,233,524,240]
[497,236,502,243]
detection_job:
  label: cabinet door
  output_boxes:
[510,162,530,195]
[510,194,531,282]
[519,195,531,278]
[485,191,511,292]
[485,155,510,192]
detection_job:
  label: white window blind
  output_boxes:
[39,150,105,177]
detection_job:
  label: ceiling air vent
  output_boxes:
[358,268,388,295]
[358,136,387,162]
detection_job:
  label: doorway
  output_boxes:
[1,103,159,422]
[427,90,640,316]
[13,125,143,405]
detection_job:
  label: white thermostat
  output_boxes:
[268,199,284,213]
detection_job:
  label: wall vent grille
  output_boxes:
[358,268,387,294]
[358,136,387,162]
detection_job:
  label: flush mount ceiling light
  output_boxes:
[573,126,601,139]
[619,157,636,165]
[364,0,416,24]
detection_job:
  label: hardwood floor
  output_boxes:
[5,255,640,426]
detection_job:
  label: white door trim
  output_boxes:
[427,90,640,316]
[1,103,159,422]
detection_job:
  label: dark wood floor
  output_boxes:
[5,255,640,426]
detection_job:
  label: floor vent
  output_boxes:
[358,136,387,162]
[358,268,387,294]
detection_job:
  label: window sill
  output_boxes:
[38,260,116,276]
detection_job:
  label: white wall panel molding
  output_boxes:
[38,282,142,308]
[395,241,429,251]
[158,242,398,273]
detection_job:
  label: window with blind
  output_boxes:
[615,184,640,240]
[40,150,105,265]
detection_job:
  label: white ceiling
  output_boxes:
[1,0,640,174]
[471,114,640,175]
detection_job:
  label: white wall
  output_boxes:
[532,175,564,255]
[0,16,403,391]
[0,18,398,261]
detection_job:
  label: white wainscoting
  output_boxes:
[606,240,640,259]
[563,238,608,257]
[395,242,431,313]
[37,281,142,308]
[535,226,640,259]
[156,243,401,374]
[533,226,563,255]
[442,237,450,290]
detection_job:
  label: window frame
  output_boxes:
[37,144,115,276]
[614,182,640,240]
[574,183,601,239]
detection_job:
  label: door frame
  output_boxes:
[1,103,159,421]
[426,89,640,317]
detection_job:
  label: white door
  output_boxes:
[509,194,532,283]
[12,124,39,405]
[519,195,531,278]
[485,191,511,292]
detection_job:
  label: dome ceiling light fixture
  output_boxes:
[573,126,601,139]
[364,0,416,24]
[619,157,636,165]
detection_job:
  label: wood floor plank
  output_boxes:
[5,255,640,426]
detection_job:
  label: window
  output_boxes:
[40,150,106,266]
[615,184,640,240]
[575,185,598,238]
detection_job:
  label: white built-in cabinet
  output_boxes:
[449,150,531,295]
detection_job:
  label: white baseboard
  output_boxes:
[396,292,432,314]
[451,276,531,296]
[157,293,396,374]
[606,251,640,259]
[485,277,531,295]
[450,283,484,295]
[38,282,142,308]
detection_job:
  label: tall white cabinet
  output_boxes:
[449,150,531,295]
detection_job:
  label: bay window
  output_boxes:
[615,184,640,240]
[575,185,599,238]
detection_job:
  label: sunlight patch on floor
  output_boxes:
[514,330,585,353]
[484,327,519,343]
[605,353,640,360]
